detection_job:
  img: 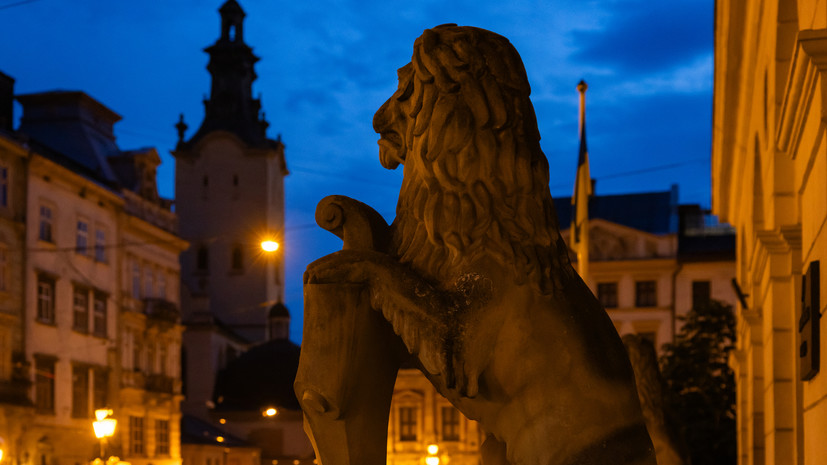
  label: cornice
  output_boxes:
[777,29,827,157]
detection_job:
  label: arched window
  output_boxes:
[231,245,243,271]
[196,246,209,271]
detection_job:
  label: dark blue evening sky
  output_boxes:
[0,0,714,342]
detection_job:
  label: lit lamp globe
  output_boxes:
[93,409,117,441]
[261,240,279,252]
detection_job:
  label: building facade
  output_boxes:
[0,77,186,465]
[555,188,738,350]
[713,1,827,464]
[174,0,288,423]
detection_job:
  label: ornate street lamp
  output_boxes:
[92,409,117,460]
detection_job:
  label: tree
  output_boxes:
[660,300,737,465]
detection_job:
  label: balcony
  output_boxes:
[143,298,180,324]
[145,374,177,394]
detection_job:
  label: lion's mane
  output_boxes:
[389,25,572,294]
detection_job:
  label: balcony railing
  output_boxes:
[143,298,180,324]
[145,374,177,394]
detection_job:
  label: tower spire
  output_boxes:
[178,0,274,150]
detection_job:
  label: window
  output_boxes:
[231,245,243,271]
[692,280,711,309]
[597,282,618,308]
[638,331,657,346]
[147,342,156,374]
[73,286,89,333]
[0,165,7,207]
[144,268,153,298]
[158,272,167,300]
[131,261,141,299]
[196,246,208,272]
[39,205,53,242]
[156,419,170,456]
[635,281,657,307]
[159,344,168,376]
[398,406,417,441]
[76,220,88,255]
[35,357,55,414]
[129,416,145,456]
[133,335,142,371]
[0,244,7,292]
[441,406,460,441]
[93,368,108,410]
[94,229,106,262]
[36,275,55,324]
[71,365,89,418]
[201,175,209,199]
[93,292,107,337]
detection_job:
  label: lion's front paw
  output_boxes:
[303,249,387,286]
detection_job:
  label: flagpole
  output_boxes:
[573,80,591,285]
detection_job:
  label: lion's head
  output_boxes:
[373,25,572,294]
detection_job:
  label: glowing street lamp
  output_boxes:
[263,407,278,417]
[93,409,117,460]
[425,444,439,465]
[261,240,279,252]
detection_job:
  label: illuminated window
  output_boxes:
[129,416,145,455]
[692,280,711,309]
[398,407,417,442]
[635,281,657,307]
[35,356,55,414]
[39,205,53,242]
[597,282,618,308]
[93,292,107,337]
[76,220,88,255]
[71,365,89,418]
[73,286,89,333]
[157,419,170,455]
[441,406,460,441]
[36,275,55,324]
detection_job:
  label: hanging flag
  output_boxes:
[571,80,591,280]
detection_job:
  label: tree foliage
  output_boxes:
[660,299,737,465]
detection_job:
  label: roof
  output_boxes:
[553,189,678,235]
[268,302,290,318]
[181,414,251,447]
[213,338,301,412]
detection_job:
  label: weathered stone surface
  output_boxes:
[296,25,656,465]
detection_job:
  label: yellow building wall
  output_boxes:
[713,1,827,464]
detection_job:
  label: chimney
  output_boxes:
[0,71,14,132]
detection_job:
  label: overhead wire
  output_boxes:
[0,0,40,11]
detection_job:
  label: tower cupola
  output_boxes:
[177,0,277,151]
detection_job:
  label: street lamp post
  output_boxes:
[92,409,117,460]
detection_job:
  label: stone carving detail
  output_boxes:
[295,25,656,465]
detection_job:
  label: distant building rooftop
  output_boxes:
[554,188,678,235]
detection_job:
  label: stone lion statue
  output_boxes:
[296,25,657,465]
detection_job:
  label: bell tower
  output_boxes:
[174,1,288,419]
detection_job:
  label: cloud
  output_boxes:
[570,0,713,75]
